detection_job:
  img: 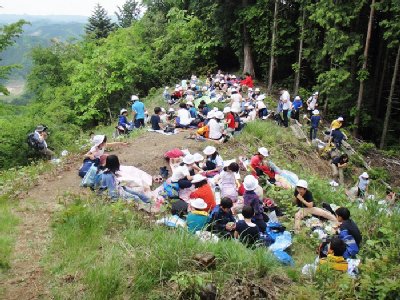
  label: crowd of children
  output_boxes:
[77,72,399,275]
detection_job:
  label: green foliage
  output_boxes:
[115,0,142,28]
[358,142,376,155]
[368,167,390,182]
[0,19,28,95]
[85,4,116,40]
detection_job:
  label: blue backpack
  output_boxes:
[161,182,180,199]
[81,164,102,188]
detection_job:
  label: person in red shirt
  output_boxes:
[224,107,235,136]
[250,147,276,184]
[190,174,216,212]
[240,72,254,88]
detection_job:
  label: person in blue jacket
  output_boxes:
[118,109,132,132]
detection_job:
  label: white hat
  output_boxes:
[248,105,254,109]
[191,174,207,184]
[243,175,258,191]
[232,75,237,79]
[207,111,215,119]
[175,84,180,88]
[190,198,207,210]
[337,117,344,122]
[361,172,369,179]
[257,94,266,101]
[120,108,127,114]
[244,102,250,107]
[93,135,105,147]
[313,91,319,96]
[161,107,166,113]
[296,179,308,189]
[168,108,175,112]
[193,153,204,162]
[258,147,269,157]
[231,88,237,93]
[165,86,169,89]
[183,154,195,165]
[223,107,231,113]
[186,101,193,106]
[313,109,320,115]
[213,107,218,112]
[255,88,260,92]
[215,111,224,119]
[202,86,207,91]
[220,80,225,84]
[231,107,240,114]
[190,83,196,88]
[248,87,253,91]
[295,96,300,100]
[203,145,216,156]
[131,95,139,101]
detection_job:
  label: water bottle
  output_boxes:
[214,185,221,204]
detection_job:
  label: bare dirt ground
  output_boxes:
[0,131,203,300]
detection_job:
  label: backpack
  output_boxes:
[27,133,44,150]
[197,125,209,138]
[81,164,102,188]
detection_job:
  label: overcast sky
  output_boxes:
[0,0,127,16]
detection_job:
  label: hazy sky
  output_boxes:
[0,0,127,16]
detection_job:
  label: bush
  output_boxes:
[358,142,376,155]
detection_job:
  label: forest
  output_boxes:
[0,0,399,169]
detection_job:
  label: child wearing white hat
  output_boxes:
[357,172,369,199]
[187,198,209,233]
[203,146,224,174]
[243,175,267,232]
[170,154,200,189]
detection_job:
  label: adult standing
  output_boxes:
[280,88,291,127]
[306,92,319,118]
[131,95,146,128]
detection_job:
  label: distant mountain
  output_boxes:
[0,14,88,24]
[0,16,86,82]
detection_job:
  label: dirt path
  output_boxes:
[0,131,203,299]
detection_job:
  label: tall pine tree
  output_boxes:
[116,0,142,28]
[85,4,115,39]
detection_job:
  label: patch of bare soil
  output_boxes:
[0,131,204,299]
[221,275,292,300]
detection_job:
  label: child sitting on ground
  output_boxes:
[150,107,167,131]
[187,198,209,233]
[335,207,362,258]
[208,197,236,238]
[234,205,261,248]
[319,237,348,272]
[243,175,267,232]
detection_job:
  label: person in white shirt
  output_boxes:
[255,94,268,119]
[279,88,291,127]
[171,154,200,189]
[176,102,193,128]
[208,111,225,142]
[307,92,319,118]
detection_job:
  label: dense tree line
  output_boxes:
[0,0,399,169]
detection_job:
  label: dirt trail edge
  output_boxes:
[0,132,202,299]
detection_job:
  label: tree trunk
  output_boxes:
[243,26,255,77]
[267,0,279,94]
[353,0,375,137]
[371,31,383,103]
[293,8,305,96]
[380,44,400,149]
[376,47,389,117]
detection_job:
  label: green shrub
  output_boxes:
[358,142,376,155]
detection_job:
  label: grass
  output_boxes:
[44,197,282,299]
[0,161,54,272]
